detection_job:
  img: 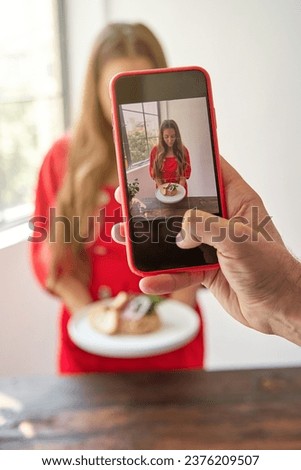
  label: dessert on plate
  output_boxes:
[160,183,178,196]
[89,292,162,335]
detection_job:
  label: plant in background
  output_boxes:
[127,178,139,201]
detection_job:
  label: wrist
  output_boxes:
[269,253,301,345]
[68,296,93,315]
[53,275,93,315]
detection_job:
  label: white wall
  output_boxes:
[1,0,301,375]
[64,0,108,121]
[0,239,59,375]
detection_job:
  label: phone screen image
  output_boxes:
[113,68,225,273]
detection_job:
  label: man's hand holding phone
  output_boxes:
[113,157,301,346]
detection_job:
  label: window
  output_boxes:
[0,0,65,230]
[120,102,160,169]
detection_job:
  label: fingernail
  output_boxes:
[139,280,155,294]
[176,231,184,244]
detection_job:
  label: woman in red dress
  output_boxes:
[30,24,204,374]
[149,119,191,192]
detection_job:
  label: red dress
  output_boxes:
[149,146,191,183]
[30,136,204,374]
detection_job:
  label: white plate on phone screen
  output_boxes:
[68,299,200,358]
[155,184,186,203]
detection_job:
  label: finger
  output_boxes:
[114,186,122,204]
[111,222,126,245]
[139,271,206,295]
[177,209,229,248]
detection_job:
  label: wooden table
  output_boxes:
[0,367,300,450]
[131,196,219,219]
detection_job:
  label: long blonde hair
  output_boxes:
[48,23,167,287]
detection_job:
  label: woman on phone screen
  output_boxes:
[30,23,204,374]
[149,119,191,192]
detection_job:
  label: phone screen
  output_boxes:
[113,68,223,272]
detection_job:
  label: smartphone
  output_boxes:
[110,66,226,275]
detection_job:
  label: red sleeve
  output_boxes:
[184,147,191,179]
[149,146,157,179]
[29,136,69,290]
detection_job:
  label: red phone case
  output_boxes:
[110,66,227,276]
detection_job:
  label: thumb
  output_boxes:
[177,209,251,258]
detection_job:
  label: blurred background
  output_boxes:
[0,0,301,375]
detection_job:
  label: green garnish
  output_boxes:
[146,294,164,314]
[148,294,164,305]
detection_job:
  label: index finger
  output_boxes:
[139,272,206,295]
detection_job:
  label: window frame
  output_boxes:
[121,102,161,170]
[0,0,69,233]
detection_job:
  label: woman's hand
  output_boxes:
[155,178,164,186]
[48,274,93,314]
[179,177,186,187]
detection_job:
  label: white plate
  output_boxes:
[155,184,186,203]
[68,299,200,358]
